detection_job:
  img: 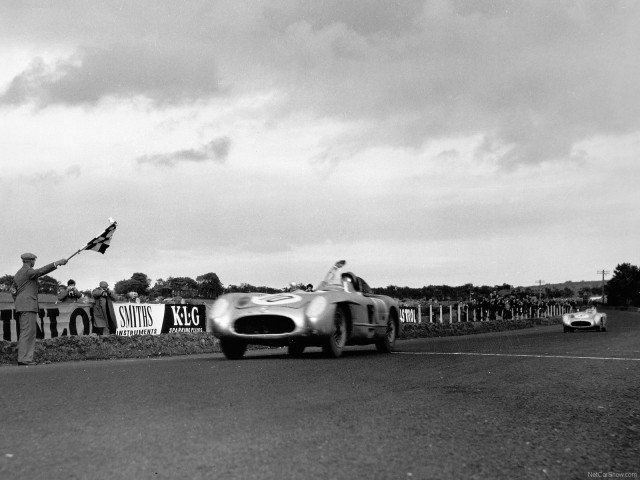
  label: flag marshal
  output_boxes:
[84,221,118,254]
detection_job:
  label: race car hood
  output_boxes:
[232,292,314,309]
[568,311,595,319]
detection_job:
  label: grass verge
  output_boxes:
[1,317,561,365]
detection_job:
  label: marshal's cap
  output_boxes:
[21,252,37,260]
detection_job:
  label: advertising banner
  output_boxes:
[115,303,206,336]
[399,306,418,323]
[0,302,207,342]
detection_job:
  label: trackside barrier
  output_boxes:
[0,301,207,342]
[399,304,574,324]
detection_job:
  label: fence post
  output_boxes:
[449,305,453,324]
[439,305,443,324]
[429,304,433,323]
[418,304,422,323]
[458,304,461,322]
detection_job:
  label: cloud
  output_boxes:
[253,2,640,166]
[3,1,638,170]
[0,43,221,107]
[136,137,231,167]
[1,165,83,184]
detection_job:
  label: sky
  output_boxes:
[1,0,639,292]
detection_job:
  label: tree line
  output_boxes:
[1,262,639,305]
[371,283,602,302]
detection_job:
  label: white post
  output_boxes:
[439,305,443,324]
[429,304,433,323]
[449,305,453,324]
[458,304,461,322]
[418,304,422,323]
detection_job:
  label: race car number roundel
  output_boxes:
[252,294,302,306]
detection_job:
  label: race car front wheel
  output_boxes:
[323,307,348,358]
[288,341,306,357]
[220,338,247,360]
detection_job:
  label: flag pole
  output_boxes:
[65,248,85,262]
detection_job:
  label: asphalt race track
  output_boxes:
[1,310,639,480]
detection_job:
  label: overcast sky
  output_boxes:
[1,0,639,292]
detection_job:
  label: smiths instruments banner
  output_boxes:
[0,302,207,342]
[116,303,206,336]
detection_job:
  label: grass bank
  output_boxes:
[0,317,561,365]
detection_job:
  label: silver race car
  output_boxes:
[208,260,400,359]
[562,306,608,333]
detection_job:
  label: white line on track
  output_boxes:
[394,352,640,361]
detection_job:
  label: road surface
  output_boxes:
[1,310,638,480]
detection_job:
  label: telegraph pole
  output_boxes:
[536,280,544,299]
[597,269,610,304]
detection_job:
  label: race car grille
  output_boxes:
[571,321,591,327]
[234,315,296,335]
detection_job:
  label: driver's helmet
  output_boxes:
[341,273,359,291]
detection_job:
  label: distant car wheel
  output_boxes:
[220,338,247,360]
[288,342,305,357]
[376,313,397,353]
[602,325,607,332]
[323,307,348,358]
[563,326,569,333]
[594,325,601,332]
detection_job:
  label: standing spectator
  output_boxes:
[92,281,117,336]
[58,279,82,303]
[13,252,68,366]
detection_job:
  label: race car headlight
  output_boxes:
[237,296,251,307]
[211,298,230,319]
[306,296,327,322]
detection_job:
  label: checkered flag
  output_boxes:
[66,219,118,261]
[84,221,117,254]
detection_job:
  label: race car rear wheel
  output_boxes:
[323,307,348,358]
[220,338,247,360]
[376,311,397,353]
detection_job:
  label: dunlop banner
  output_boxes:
[0,302,207,342]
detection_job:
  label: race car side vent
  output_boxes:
[235,315,296,334]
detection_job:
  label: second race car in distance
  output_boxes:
[208,260,401,359]
[562,305,608,333]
